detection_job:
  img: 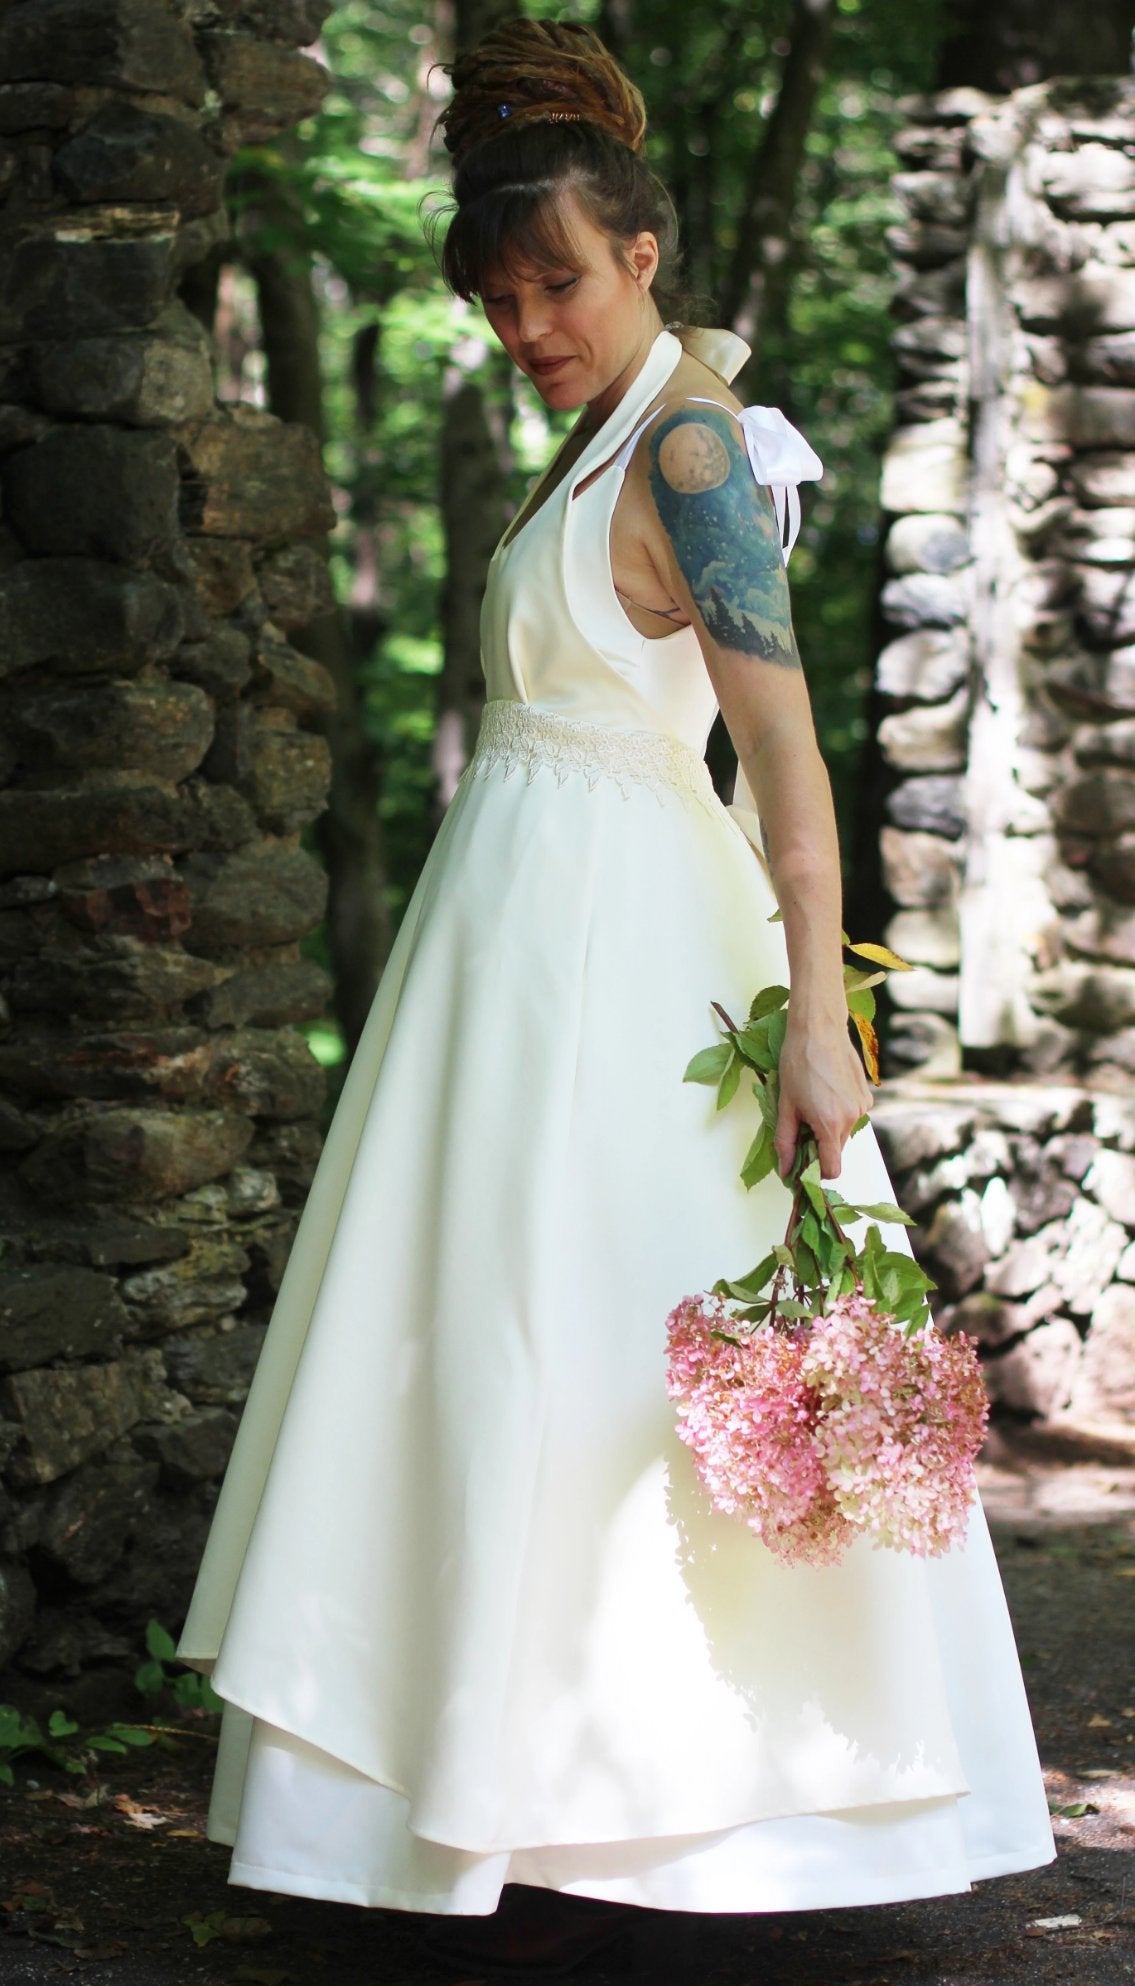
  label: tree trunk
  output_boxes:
[430,0,518,810]
[246,192,392,1059]
[433,359,510,817]
[938,0,1135,90]
[721,0,836,373]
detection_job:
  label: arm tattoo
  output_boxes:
[647,406,801,668]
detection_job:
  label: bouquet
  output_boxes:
[665,937,988,1567]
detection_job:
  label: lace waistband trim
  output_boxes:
[462,699,722,814]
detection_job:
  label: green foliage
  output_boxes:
[0,1702,156,1784]
[686,933,935,1331]
[0,1618,220,1790]
[134,1616,223,1714]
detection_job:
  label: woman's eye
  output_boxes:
[548,277,578,294]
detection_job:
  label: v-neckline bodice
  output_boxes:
[494,328,686,561]
[493,324,753,562]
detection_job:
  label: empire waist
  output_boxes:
[463,699,721,814]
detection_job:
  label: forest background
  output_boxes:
[203,0,1111,1088]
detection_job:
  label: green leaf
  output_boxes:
[766,1007,788,1062]
[734,1018,776,1071]
[86,1735,129,1754]
[747,983,790,1021]
[757,1070,780,1133]
[145,1619,178,1662]
[800,1161,828,1220]
[845,985,876,1021]
[845,1200,915,1224]
[734,1302,772,1324]
[843,965,886,992]
[773,1298,816,1320]
[849,1113,870,1137]
[47,1710,79,1738]
[773,1244,794,1269]
[801,1209,823,1256]
[0,1706,40,1748]
[813,1224,846,1278]
[0,1761,12,1786]
[134,1660,166,1695]
[716,1053,741,1111]
[795,1239,820,1290]
[720,1251,779,1300]
[767,909,783,924]
[824,1263,856,1307]
[741,1131,777,1190]
[684,1043,732,1086]
[104,1723,155,1747]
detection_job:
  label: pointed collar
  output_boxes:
[676,325,752,385]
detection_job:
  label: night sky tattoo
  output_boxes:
[647,406,802,667]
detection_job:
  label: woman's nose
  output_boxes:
[516,292,553,344]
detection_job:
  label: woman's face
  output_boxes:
[479,188,661,420]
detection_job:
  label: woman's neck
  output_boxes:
[579,309,667,436]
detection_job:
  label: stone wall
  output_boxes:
[874,77,1135,1439]
[0,0,335,1701]
[879,77,1135,1081]
[873,1083,1135,1432]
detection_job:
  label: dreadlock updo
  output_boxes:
[435,19,691,324]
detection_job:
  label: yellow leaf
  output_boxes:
[851,1010,881,1084]
[848,941,914,971]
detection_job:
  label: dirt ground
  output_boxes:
[2,1428,1133,1986]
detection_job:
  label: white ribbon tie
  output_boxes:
[736,405,824,566]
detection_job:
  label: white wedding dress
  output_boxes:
[175,325,1055,1914]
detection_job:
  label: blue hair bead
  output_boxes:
[497,102,510,118]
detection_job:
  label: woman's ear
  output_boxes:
[629,229,660,293]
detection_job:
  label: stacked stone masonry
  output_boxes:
[0,0,336,1694]
[872,1083,1135,1433]
[880,78,1135,1082]
[875,79,1135,1445]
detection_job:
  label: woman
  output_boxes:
[176,16,1054,1970]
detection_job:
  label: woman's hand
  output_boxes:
[775,1015,873,1182]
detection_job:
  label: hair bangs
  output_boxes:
[441,178,588,300]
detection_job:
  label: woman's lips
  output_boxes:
[529,355,572,377]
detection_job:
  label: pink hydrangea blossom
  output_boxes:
[665,1291,988,1566]
[665,1296,853,1566]
[802,1291,989,1558]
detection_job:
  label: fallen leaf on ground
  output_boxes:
[113,1793,168,1828]
[218,1917,274,1944]
[1030,1914,1082,1929]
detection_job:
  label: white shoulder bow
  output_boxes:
[736,405,823,567]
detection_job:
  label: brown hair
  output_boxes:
[433,19,693,324]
